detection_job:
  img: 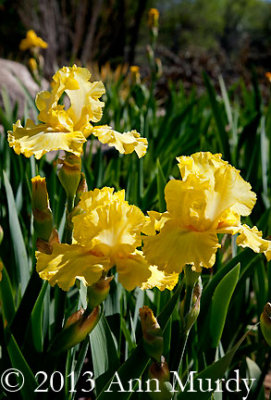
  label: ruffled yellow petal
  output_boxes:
[76,187,126,213]
[177,152,256,221]
[143,220,220,274]
[36,243,108,291]
[116,251,151,291]
[8,119,86,159]
[92,125,148,158]
[66,68,105,126]
[177,152,227,182]
[216,208,241,234]
[73,199,145,259]
[236,224,271,260]
[142,211,170,236]
[37,66,105,130]
[141,265,179,291]
[165,177,211,231]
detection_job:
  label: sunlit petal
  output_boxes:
[236,224,271,260]
[116,251,151,291]
[141,265,179,291]
[92,125,148,158]
[8,119,86,159]
[143,220,220,274]
[36,243,108,291]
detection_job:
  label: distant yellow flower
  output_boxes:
[143,152,271,274]
[19,30,48,51]
[148,8,159,28]
[36,187,151,291]
[265,72,271,82]
[8,65,147,159]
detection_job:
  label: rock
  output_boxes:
[0,58,48,119]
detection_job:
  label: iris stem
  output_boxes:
[54,195,74,335]
[62,195,74,245]
[176,266,200,375]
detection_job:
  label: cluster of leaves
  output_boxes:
[0,68,271,399]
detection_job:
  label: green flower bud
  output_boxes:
[49,306,100,355]
[75,172,88,206]
[139,306,163,362]
[31,176,53,241]
[0,225,3,245]
[58,153,81,199]
[180,277,202,333]
[260,302,271,346]
[87,275,113,309]
[148,357,172,400]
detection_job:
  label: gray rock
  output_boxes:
[0,58,48,119]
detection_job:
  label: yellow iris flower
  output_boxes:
[36,187,151,291]
[19,30,48,51]
[143,152,271,274]
[8,65,148,159]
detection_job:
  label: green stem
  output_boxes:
[176,286,194,374]
[62,195,74,244]
[176,266,200,374]
[183,284,194,316]
[54,195,74,335]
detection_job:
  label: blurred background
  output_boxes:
[1,0,271,90]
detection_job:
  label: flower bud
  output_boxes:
[87,275,113,309]
[139,306,163,361]
[49,306,100,354]
[180,277,202,333]
[0,260,3,282]
[29,57,38,73]
[36,228,59,254]
[260,302,271,346]
[75,172,88,206]
[148,8,159,44]
[0,225,3,245]
[130,65,141,85]
[58,153,81,199]
[148,357,172,400]
[185,265,201,288]
[32,175,53,241]
[148,8,159,29]
[155,58,162,79]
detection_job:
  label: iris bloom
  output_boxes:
[143,152,271,274]
[8,65,147,159]
[19,30,48,51]
[36,187,151,291]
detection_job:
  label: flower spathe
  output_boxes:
[8,65,148,159]
[36,187,151,291]
[143,152,271,274]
